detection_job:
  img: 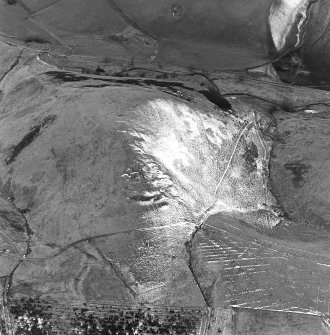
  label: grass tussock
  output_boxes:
[280,97,296,113]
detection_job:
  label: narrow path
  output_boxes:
[27,17,71,50]
[198,121,253,225]
[25,223,191,261]
[30,0,63,17]
[102,0,160,41]
[185,121,254,308]
[11,2,71,51]
[253,112,271,226]
[92,242,137,298]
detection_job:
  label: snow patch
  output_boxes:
[304,109,320,114]
[123,98,279,228]
[269,0,311,51]
[317,263,330,267]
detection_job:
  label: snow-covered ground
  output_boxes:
[269,0,312,51]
